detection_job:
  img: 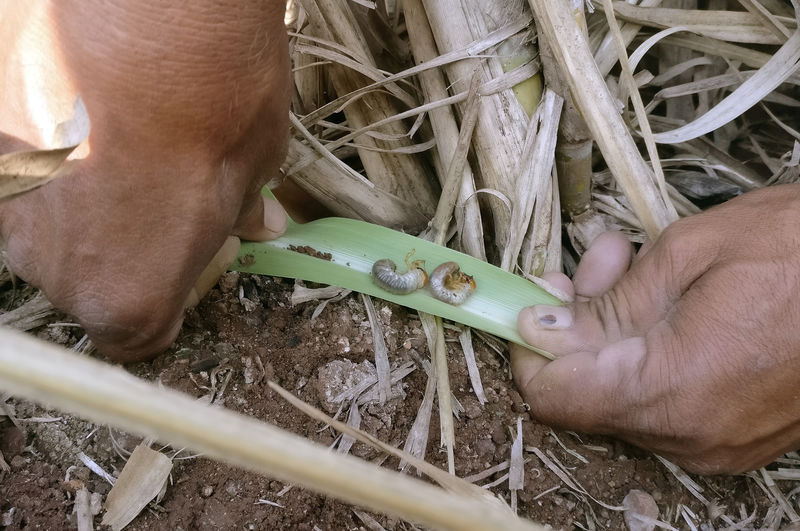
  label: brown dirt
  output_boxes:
[0,272,789,530]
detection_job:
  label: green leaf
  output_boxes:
[232,211,560,358]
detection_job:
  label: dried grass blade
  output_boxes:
[337,402,361,455]
[0,147,76,203]
[296,17,531,129]
[428,71,481,247]
[433,316,456,475]
[654,28,800,144]
[509,418,524,513]
[289,92,463,175]
[101,444,172,531]
[660,33,800,83]
[601,0,672,213]
[399,357,436,471]
[291,284,349,306]
[654,455,709,505]
[298,0,437,214]
[361,294,391,404]
[353,509,387,531]
[609,2,793,44]
[759,467,800,522]
[293,43,417,108]
[458,328,486,405]
[593,0,663,77]
[737,0,793,41]
[527,446,624,511]
[0,96,89,202]
[74,487,94,531]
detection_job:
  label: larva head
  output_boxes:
[410,259,426,270]
[443,266,475,292]
[460,272,476,292]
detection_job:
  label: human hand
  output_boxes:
[0,1,290,362]
[512,184,800,474]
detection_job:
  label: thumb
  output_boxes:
[517,221,719,356]
[184,235,241,309]
[513,336,651,433]
[234,192,288,242]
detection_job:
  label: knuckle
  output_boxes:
[69,287,184,362]
[674,453,733,475]
[657,220,702,265]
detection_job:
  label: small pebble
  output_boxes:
[473,438,495,457]
[490,421,506,445]
[622,489,659,531]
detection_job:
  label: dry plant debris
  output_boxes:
[3,0,800,528]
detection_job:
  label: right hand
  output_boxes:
[513,185,800,474]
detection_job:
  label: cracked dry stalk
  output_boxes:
[297,0,438,217]
[404,0,486,259]
[421,0,535,259]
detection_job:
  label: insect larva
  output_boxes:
[429,262,476,305]
[371,256,428,295]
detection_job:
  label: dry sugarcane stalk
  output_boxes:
[0,327,545,531]
[421,0,535,260]
[284,136,429,231]
[404,0,486,259]
[297,0,438,216]
[527,0,678,239]
[538,0,595,220]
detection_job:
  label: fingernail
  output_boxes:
[262,197,288,240]
[528,305,573,330]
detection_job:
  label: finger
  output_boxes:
[184,236,241,309]
[632,238,655,265]
[540,271,575,302]
[510,342,551,395]
[522,336,648,433]
[233,193,287,242]
[519,220,720,355]
[572,231,633,297]
[517,302,607,355]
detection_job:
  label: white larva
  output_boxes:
[429,262,476,305]
[371,258,428,294]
